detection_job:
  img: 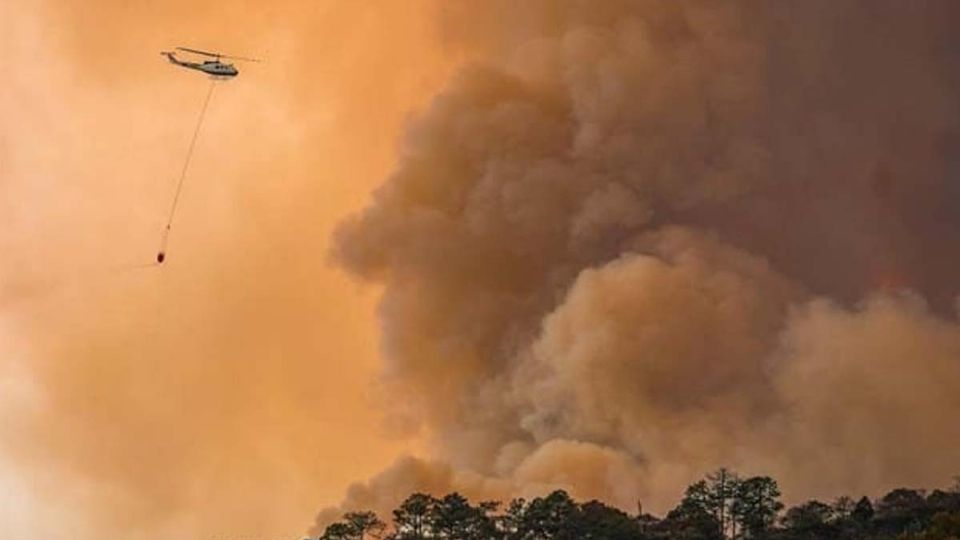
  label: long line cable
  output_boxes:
[157,79,217,263]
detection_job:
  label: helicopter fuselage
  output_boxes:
[163,52,238,77]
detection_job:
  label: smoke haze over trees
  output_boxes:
[314,471,960,540]
[322,0,960,530]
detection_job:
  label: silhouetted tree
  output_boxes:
[321,522,357,540]
[350,512,387,539]
[902,511,960,540]
[832,496,855,519]
[681,469,741,537]
[429,493,500,540]
[578,500,646,540]
[732,476,783,538]
[875,488,928,535]
[392,493,436,540]
[779,500,838,539]
[320,511,386,540]
[501,498,528,539]
[928,490,960,515]
[851,497,874,524]
[782,500,833,530]
[512,490,582,540]
[662,499,724,540]
[432,493,476,539]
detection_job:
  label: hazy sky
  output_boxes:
[1,1,468,538]
[5,2,960,540]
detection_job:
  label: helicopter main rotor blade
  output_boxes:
[219,54,262,63]
[175,47,262,62]
[176,46,222,57]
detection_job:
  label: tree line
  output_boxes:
[312,469,960,540]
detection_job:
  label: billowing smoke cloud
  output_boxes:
[320,0,960,529]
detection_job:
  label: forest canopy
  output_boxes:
[312,470,960,540]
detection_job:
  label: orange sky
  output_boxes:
[6,3,960,539]
[0,1,467,538]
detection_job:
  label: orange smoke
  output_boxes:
[319,0,960,531]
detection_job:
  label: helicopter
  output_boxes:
[160,46,259,78]
[153,46,261,265]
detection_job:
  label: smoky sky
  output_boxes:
[320,0,960,530]
[1,1,465,539]
[3,2,960,539]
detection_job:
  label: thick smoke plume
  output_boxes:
[321,0,960,529]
